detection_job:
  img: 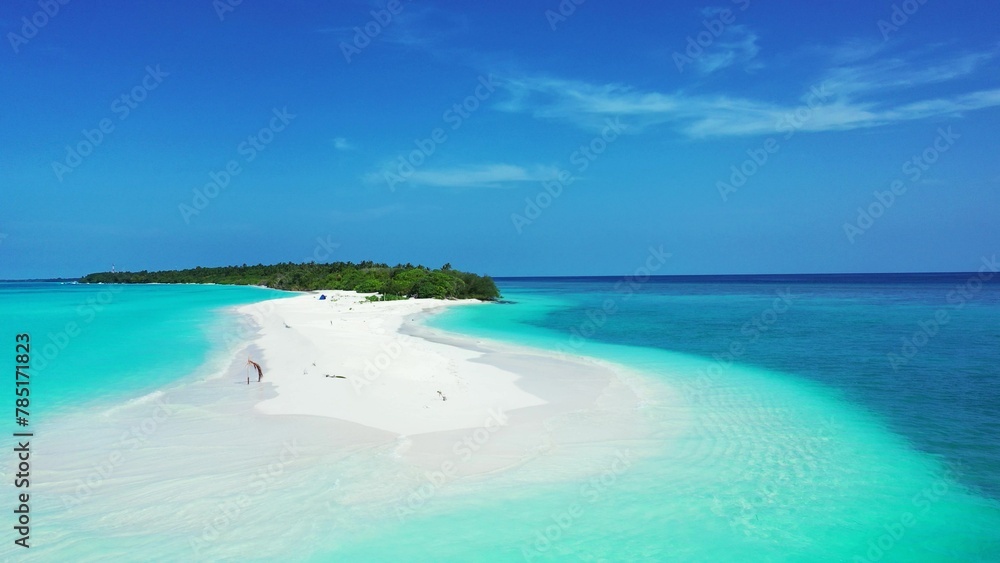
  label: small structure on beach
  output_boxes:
[247,358,263,382]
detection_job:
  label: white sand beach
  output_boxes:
[246,292,547,434]
[241,291,669,473]
[22,290,676,561]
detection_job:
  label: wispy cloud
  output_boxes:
[384,6,470,49]
[696,30,760,75]
[333,137,354,151]
[409,164,559,188]
[824,51,994,96]
[808,37,887,65]
[692,9,761,75]
[320,4,468,51]
[366,163,559,189]
[498,47,1000,138]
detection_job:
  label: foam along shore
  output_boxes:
[239,291,663,469]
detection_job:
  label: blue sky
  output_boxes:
[1,0,998,278]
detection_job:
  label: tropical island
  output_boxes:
[79,261,501,300]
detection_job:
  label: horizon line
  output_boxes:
[2,270,997,284]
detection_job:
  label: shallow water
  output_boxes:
[0,282,288,413]
[2,278,999,561]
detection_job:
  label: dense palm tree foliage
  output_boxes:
[80,262,500,300]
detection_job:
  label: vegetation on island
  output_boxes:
[79,261,501,300]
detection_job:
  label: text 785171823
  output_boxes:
[14,333,32,548]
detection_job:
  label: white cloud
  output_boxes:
[365,163,559,189]
[824,51,993,96]
[319,5,468,50]
[671,7,762,75]
[333,137,354,151]
[699,36,760,75]
[815,37,887,65]
[408,164,560,188]
[498,48,1000,138]
[695,27,760,75]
